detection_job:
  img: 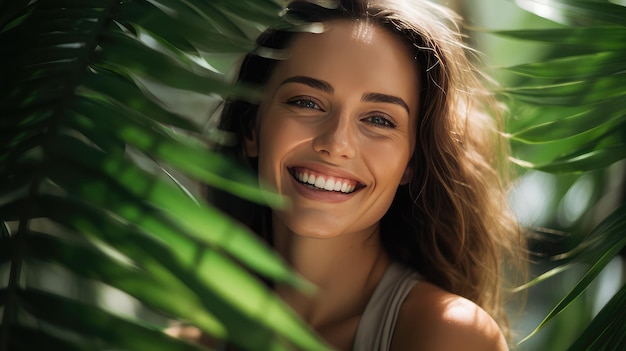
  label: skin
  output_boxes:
[246,20,417,241]
[169,20,508,351]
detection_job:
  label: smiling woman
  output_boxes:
[201,0,526,350]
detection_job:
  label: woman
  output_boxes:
[189,0,525,350]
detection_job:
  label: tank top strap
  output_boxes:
[353,262,420,351]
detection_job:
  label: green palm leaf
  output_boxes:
[499,0,626,349]
[567,285,626,350]
[0,1,330,350]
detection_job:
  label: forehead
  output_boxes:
[267,20,421,111]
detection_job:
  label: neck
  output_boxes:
[272,213,390,330]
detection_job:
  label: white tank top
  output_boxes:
[352,263,420,351]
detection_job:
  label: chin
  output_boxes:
[276,211,346,239]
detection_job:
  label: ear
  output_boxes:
[244,128,259,158]
[400,163,412,185]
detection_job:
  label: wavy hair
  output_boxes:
[213,0,526,341]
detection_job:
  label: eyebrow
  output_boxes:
[280,75,410,114]
[362,92,410,115]
[281,76,334,94]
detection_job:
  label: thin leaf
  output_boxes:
[510,143,626,173]
[518,230,626,343]
[509,98,626,143]
[23,230,227,339]
[552,204,626,263]
[6,324,91,351]
[79,68,198,131]
[16,289,213,351]
[493,26,626,51]
[66,97,283,207]
[148,0,248,38]
[502,74,626,106]
[22,196,326,351]
[505,51,626,80]
[514,0,626,26]
[0,223,10,263]
[0,222,9,239]
[120,1,255,53]
[97,29,256,100]
[567,285,626,351]
[48,134,300,288]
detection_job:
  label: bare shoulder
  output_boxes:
[390,281,508,351]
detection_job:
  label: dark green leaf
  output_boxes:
[7,324,91,351]
[22,195,323,350]
[0,223,10,263]
[97,29,255,99]
[517,205,626,342]
[567,285,626,351]
[147,0,248,38]
[17,289,213,351]
[43,134,313,291]
[516,204,626,291]
[79,68,198,131]
[66,97,282,206]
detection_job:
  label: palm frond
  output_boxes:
[498,0,626,348]
[0,1,330,350]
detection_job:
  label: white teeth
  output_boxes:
[324,179,335,191]
[314,177,325,188]
[294,170,357,193]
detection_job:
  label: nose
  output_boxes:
[312,111,356,159]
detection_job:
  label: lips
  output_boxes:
[289,167,363,194]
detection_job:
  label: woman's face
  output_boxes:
[246,20,420,239]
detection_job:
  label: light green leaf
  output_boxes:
[493,27,626,51]
[502,74,625,106]
[509,97,626,143]
[66,97,284,207]
[23,230,227,339]
[510,143,626,173]
[23,196,327,351]
[48,134,299,288]
[505,51,626,80]
[514,0,626,26]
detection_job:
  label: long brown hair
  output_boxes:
[213,0,526,341]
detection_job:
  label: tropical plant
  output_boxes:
[0,0,331,350]
[495,0,626,349]
[2,0,625,350]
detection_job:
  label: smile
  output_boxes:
[289,167,363,194]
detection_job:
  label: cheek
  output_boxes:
[255,119,310,185]
[367,141,412,181]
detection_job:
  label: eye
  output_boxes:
[286,97,323,111]
[364,114,396,128]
